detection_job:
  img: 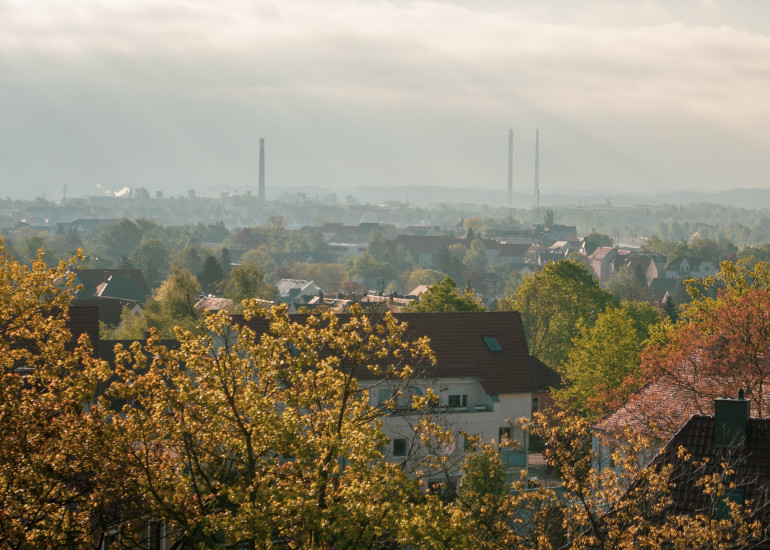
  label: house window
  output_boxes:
[532,397,540,412]
[448,394,467,408]
[499,426,512,443]
[376,388,394,406]
[715,487,745,519]
[148,520,165,550]
[482,336,502,351]
[392,438,407,457]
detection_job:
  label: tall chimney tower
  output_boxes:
[507,129,513,209]
[535,129,540,223]
[258,138,265,201]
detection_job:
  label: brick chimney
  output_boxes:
[714,389,750,447]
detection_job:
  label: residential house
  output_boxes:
[532,223,578,244]
[388,235,463,268]
[360,312,551,484]
[243,311,557,486]
[664,256,717,280]
[497,243,535,265]
[547,240,581,257]
[274,279,324,306]
[73,269,150,302]
[592,375,770,471]
[71,269,150,326]
[635,395,770,548]
[587,247,617,282]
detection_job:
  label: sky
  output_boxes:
[2,0,770,201]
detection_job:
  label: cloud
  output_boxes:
[1,0,770,196]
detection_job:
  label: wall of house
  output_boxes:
[369,379,532,480]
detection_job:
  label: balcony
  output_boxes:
[501,449,526,467]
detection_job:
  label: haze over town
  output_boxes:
[2,0,770,202]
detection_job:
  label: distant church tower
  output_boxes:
[258,138,266,201]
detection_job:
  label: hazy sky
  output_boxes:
[2,0,770,201]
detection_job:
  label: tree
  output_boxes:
[544,208,555,230]
[435,245,464,283]
[348,253,395,285]
[584,231,613,248]
[644,286,770,418]
[102,305,448,548]
[462,239,488,274]
[604,264,647,302]
[129,237,169,288]
[555,302,661,420]
[514,411,765,549]
[92,218,144,263]
[217,246,232,278]
[499,260,615,369]
[366,228,390,262]
[224,261,276,304]
[111,268,203,338]
[403,267,446,293]
[640,235,677,255]
[290,262,346,295]
[404,276,486,312]
[0,241,109,547]
[198,254,224,294]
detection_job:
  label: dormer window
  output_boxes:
[448,394,467,408]
[482,336,502,351]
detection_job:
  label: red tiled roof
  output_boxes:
[588,246,616,261]
[595,375,770,440]
[243,312,536,395]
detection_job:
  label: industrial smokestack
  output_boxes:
[535,129,540,223]
[258,138,265,201]
[507,129,513,209]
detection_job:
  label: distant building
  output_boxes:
[275,279,324,306]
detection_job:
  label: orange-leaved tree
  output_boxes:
[100,303,465,549]
[0,240,109,548]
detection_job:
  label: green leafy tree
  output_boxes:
[640,235,677,255]
[404,276,486,312]
[198,254,224,294]
[462,239,488,274]
[129,237,169,288]
[435,245,464,283]
[499,260,615,369]
[403,267,446,293]
[584,231,613,248]
[366,228,390,262]
[224,262,276,304]
[241,246,276,277]
[291,262,346,295]
[604,264,647,301]
[112,268,203,338]
[544,208,555,229]
[555,301,661,419]
[92,218,144,263]
[217,246,232,278]
[348,253,395,284]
